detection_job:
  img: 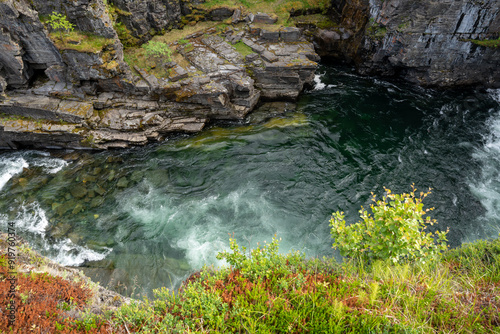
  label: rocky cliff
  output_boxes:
[1,0,500,150]
[0,0,318,149]
[314,0,500,87]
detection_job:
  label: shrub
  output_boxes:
[142,40,172,62]
[47,12,74,37]
[330,185,449,264]
[216,235,305,281]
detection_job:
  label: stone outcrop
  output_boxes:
[0,0,318,149]
[0,0,63,89]
[31,0,117,39]
[312,0,500,87]
[111,0,184,42]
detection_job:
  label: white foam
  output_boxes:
[14,202,49,235]
[117,180,305,271]
[0,152,68,191]
[0,200,110,266]
[47,239,111,266]
[470,111,500,233]
[32,157,68,174]
[0,157,28,191]
[313,74,326,90]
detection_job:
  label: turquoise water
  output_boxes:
[1,65,500,297]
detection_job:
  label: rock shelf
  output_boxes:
[0,0,318,149]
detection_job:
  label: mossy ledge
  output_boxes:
[1,233,499,332]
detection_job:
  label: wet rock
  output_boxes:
[91,167,102,176]
[90,196,105,208]
[117,177,128,188]
[0,7,319,150]
[93,185,106,196]
[72,203,84,214]
[107,170,116,182]
[56,200,76,216]
[48,223,71,239]
[315,0,500,87]
[51,202,61,212]
[67,232,82,244]
[18,178,28,187]
[130,171,144,182]
[70,184,88,199]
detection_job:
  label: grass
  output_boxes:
[123,47,170,79]
[232,40,255,56]
[49,31,114,53]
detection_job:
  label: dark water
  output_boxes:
[1,65,500,297]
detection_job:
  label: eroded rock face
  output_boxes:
[111,0,183,42]
[31,0,117,38]
[0,0,63,88]
[315,0,500,87]
[0,16,319,149]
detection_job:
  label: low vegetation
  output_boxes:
[468,37,500,48]
[330,186,449,264]
[43,12,113,53]
[49,30,114,53]
[1,188,499,333]
[232,40,254,56]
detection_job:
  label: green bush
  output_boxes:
[142,40,172,62]
[47,12,74,37]
[330,186,449,264]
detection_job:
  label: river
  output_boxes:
[1,65,500,297]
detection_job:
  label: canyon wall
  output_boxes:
[316,0,500,87]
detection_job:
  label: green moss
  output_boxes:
[291,14,337,29]
[367,19,387,40]
[183,43,195,53]
[49,30,114,53]
[232,40,254,56]
[114,22,139,47]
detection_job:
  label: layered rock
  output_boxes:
[0,0,63,89]
[31,0,117,38]
[110,0,184,42]
[0,0,319,149]
[313,0,500,87]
